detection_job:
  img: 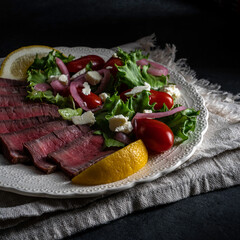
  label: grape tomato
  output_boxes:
[77,87,102,109]
[104,57,123,76]
[135,118,174,153]
[66,55,105,73]
[149,90,173,110]
[120,88,173,110]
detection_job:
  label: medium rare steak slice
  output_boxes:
[49,133,113,178]
[0,86,27,95]
[0,78,27,87]
[24,125,90,174]
[0,120,68,164]
[0,116,59,134]
[0,103,60,120]
[0,95,26,107]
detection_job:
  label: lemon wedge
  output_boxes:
[72,140,148,185]
[0,45,54,80]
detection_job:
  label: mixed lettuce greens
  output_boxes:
[26,50,74,108]
[116,48,167,90]
[159,108,200,144]
[26,48,199,148]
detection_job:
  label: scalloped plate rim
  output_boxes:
[0,46,208,198]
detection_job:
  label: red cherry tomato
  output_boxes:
[66,55,105,73]
[120,89,173,110]
[120,89,131,102]
[149,90,174,110]
[135,119,174,153]
[77,88,102,109]
[104,57,123,76]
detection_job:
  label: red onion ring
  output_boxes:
[56,57,70,83]
[132,106,187,131]
[114,132,131,145]
[136,59,169,76]
[137,59,149,66]
[147,61,168,75]
[71,73,86,82]
[147,67,167,77]
[34,83,52,92]
[50,79,68,94]
[69,76,88,110]
[94,69,111,94]
[69,76,102,112]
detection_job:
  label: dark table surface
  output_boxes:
[1,1,240,239]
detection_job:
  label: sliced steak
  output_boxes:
[0,103,60,120]
[0,86,27,95]
[49,133,113,178]
[0,120,68,163]
[24,125,91,174]
[0,78,27,87]
[0,116,59,134]
[0,95,27,107]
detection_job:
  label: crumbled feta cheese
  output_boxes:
[162,85,181,99]
[72,111,96,125]
[85,71,103,85]
[108,114,133,134]
[47,74,68,85]
[70,68,86,80]
[112,53,118,58]
[99,92,110,102]
[115,121,133,134]
[125,82,151,96]
[143,109,152,113]
[82,82,91,95]
[109,115,128,131]
[58,74,68,85]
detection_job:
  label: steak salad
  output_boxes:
[0,48,199,183]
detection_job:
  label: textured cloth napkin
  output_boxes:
[0,35,240,240]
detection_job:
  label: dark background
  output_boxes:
[1,1,240,93]
[1,1,240,239]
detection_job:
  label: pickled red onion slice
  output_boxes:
[136,59,168,76]
[50,79,68,93]
[34,83,52,92]
[56,57,70,82]
[132,106,187,131]
[94,69,111,94]
[69,76,102,112]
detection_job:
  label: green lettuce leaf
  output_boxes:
[141,65,168,89]
[116,56,168,91]
[27,90,72,108]
[26,50,75,108]
[117,61,144,88]
[93,130,125,148]
[28,50,74,71]
[27,69,47,87]
[103,132,125,148]
[116,48,148,63]
[95,93,135,133]
[160,108,200,143]
[94,90,156,148]
[27,50,74,87]
[129,90,155,113]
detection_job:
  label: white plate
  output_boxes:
[0,47,208,198]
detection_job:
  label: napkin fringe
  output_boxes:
[137,34,240,123]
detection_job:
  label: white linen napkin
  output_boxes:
[0,35,239,240]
